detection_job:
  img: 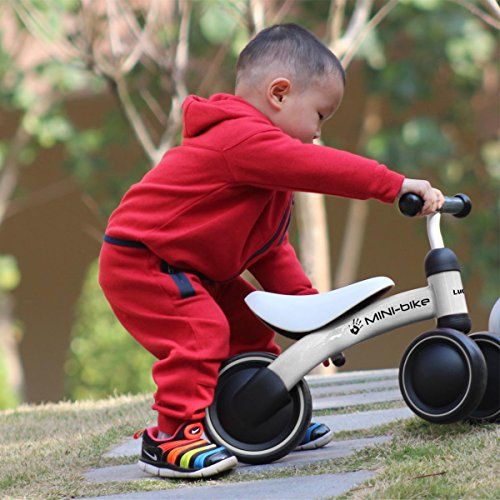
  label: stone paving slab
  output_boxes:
[319,407,412,433]
[85,470,376,499]
[104,437,142,459]
[313,388,402,411]
[86,435,390,484]
[309,378,400,398]
[85,463,155,485]
[306,368,398,386]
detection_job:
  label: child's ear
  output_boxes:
[267,78,291,110]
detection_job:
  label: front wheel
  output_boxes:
[399,328,487,423]
[204,352,312,464]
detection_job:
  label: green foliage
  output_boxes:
[63,128,107,183]
[402,0,443,10]
[366,118,455,176]
[0,255,21,409]
[445,19,496,80]
[481,141,500,179]
[23,111,73,148]
[0,344,19,410]
[199,1,238,44]
[64,259,156,401]
[33,60,94,94]
[356,29,386,70]
[0,255,21,292]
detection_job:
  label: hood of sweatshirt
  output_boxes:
[182,93,272,138]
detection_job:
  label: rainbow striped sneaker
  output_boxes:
[295,421,333,451]
[134,422,237,479]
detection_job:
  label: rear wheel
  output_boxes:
[399,328,487,423]
[204,352,312,464]
[468,332,499,423]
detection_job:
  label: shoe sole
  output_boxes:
[294,429,334,451]
[138,456,238,479]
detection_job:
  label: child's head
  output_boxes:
[235,23,345,144]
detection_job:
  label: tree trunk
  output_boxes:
[333,200,370,288]
[334,98,382,287]
[295,191,335,375]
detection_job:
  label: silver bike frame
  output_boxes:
[266,213,469,391]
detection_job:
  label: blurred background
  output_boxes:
[0,0,498,410]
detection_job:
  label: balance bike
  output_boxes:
[204,193,499,464]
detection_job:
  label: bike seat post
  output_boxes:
[427,213,444,249]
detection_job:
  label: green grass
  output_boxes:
[340,419,500,499]
[0,393,498,498]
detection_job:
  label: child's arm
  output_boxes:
[222,128,405,203]
[248,233,319,296]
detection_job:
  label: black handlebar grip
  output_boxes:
[398,192,472,218]
[440,193,472,217]
[451,193,472,218]
[398,193,424,217]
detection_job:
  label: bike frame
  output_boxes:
[266,213,470,391]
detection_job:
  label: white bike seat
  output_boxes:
[245,277,394,333]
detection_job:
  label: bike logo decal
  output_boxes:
[350,298,431,330]
[349,318,363,335]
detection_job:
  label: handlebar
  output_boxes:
[398,193,472,218]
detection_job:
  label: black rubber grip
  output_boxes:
[398,193,472,218]
[448,193,472,218]
[398,193,423,217]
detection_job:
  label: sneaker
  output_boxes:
[295,422,333,451]
[134,421,238,479]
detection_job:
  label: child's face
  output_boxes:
[269,76,344,144]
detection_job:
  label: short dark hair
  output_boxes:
[236,23,345,89]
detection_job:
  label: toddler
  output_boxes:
[98,23,444,479]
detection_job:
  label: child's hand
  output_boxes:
[398,178,445,216]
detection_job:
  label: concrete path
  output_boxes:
[84,470,376,499]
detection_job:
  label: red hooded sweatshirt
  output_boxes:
[104,93,405,294]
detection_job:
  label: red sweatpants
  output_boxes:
[98,240,281,434]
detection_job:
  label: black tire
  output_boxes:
[399,328,487,423]
[204,352,312,464]
[468,332,499,423]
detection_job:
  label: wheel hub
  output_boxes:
[215,365,297,446]
[411,340,468,407]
